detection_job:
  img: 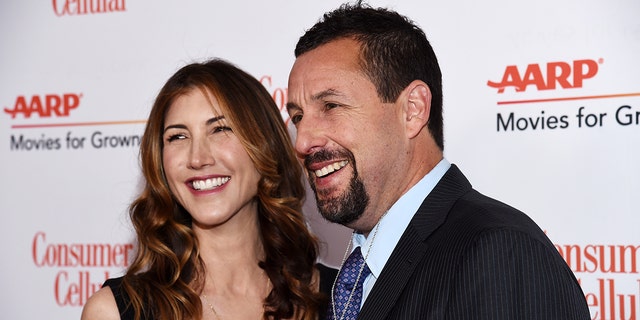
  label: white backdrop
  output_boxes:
[1,1,638,319]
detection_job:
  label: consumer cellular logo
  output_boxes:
[32,231,133,306]
[52,0,126,16]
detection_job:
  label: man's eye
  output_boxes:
[290,114,302,125]
[325,102,340,109]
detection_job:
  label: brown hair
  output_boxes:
[123,58,323,319]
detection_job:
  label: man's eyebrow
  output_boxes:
[286,102,299,113]
[287,89,346,113]
[312,88,343,101]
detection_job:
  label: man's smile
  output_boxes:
[313,160,348,178]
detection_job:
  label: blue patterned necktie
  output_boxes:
[330,246,371,320]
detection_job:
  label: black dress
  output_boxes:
[104,263,338,320]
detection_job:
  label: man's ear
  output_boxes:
[402,80,432,139]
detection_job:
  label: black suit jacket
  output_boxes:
[357,164,590,319]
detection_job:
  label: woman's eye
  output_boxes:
[213,126,232,133]
[166,134,185,142]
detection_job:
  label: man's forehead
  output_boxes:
[287,84,346,109]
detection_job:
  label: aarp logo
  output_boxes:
[3,93,82,119]
[487,59,602,93]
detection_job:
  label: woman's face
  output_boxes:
[162,88,261,229]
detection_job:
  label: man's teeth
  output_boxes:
[192,177,230,190]
[315,160,348,178]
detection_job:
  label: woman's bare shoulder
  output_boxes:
[80,286,121,320]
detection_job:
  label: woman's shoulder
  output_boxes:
[81,278,122,320]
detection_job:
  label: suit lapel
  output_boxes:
[357,164,472,319]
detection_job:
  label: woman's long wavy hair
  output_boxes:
[122,59,324,320]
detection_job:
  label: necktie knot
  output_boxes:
[331,246,371,320]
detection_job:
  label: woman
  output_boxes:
[81,59,333,320]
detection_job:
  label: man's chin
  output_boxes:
[313,172,368,227]
[318,206,360,226]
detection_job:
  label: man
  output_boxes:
[286,2,590,320]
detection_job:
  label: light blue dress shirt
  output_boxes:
[350,158,451,307]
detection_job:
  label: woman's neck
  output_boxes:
[195,213,266,294]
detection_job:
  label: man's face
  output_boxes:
[287,38,407,232]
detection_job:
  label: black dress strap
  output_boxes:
[317,263,339,320]
[316,263,338,296]
[103,277,137,320]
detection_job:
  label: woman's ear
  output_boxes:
[403,80,432,139]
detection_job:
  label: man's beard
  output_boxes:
[305,150,369,226]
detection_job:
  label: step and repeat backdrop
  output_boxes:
[1,1,638,319]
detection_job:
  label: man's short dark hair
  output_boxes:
[295,1,444,150]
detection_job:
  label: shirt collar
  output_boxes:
[352,158,451,279]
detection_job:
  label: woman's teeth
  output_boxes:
[192,177,230,190]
